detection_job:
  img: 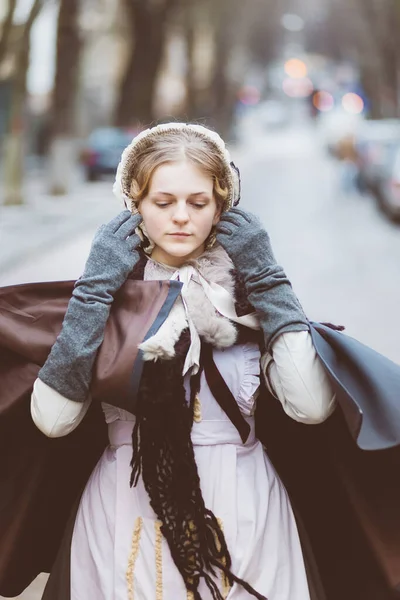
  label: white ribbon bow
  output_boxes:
[170,265,260,375]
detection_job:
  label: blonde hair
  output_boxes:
[128,128,229,209]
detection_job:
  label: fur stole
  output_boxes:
[138,245,238,362]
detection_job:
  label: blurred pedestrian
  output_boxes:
[336,133,360,193]
[8,124,337,599]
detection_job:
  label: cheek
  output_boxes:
[197,209,218,233]
[140,206,164,239]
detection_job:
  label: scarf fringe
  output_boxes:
[128,331,267,600]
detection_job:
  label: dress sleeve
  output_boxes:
[31,378,92,438]
[236,343,261,416]
[261,330,336,424]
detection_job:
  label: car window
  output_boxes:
[89,129,133,149]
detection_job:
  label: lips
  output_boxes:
[168,233,191,237]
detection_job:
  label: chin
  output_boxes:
[167,246,200,258]
[161,241,205,259]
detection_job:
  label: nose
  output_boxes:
[172,202,189,225]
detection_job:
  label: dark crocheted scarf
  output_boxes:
[129,254,266,600]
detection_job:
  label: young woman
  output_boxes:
[32,123,336,600]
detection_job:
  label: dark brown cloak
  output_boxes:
[1,279,400,600]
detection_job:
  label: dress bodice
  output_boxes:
[102,341,261,430]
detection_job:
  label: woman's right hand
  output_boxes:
[77,210,142,300]
[38,211,143,402]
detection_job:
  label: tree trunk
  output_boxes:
[3,46,28,206]
[2,0,44,206]
[48,0,81,196]
[0,0,17,66]
[183,1,197,120]
[208,0,242,138]
[211,30,233,138]
[114,0,176,128]
[382,1,400,117]
[353,0,400,118]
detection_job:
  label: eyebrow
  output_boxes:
[151,191,211,198]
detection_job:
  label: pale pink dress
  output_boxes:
[70,342,310,600]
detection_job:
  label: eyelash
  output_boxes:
[156,203,206,209]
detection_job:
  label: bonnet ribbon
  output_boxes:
[170,265,260,376]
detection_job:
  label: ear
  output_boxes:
[133,199,142,215]
[212,205,222,226]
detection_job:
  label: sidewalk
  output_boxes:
[0,175,120,278]
[0,141,247,281]
[0,140,247,280]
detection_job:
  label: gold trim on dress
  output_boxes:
[155,520,163,600]
[186,518,231,599]
[193,394,202,423]
[126,516,143,600]
[217,518,231,599]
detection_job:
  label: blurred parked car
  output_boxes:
[374,142,400,221]
[353,120,400,193]
[80,127,137,181]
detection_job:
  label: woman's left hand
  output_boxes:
[216,208,309,351]
[216,208,277,281]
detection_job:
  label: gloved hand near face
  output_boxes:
[216,207,309,351]
[39,210,143,401]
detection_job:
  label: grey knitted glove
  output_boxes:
[39,210,142,401]
[216,207,309,351]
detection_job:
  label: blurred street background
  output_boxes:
[1,0,400,598]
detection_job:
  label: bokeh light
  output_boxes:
[284,58,308,79]
[312,90,334,112]
[282,77,314,98]
[281,14,305,32]
[237,85,261,106]
[342,92,364,114]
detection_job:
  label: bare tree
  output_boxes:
[3,0,45,206]
[179,0,247,134]
[114,0,279,134]
[205,0,275,137]
[182,0,198,120]
[357,0,400,117]
[179,0,280,136]
[0,0,17,66]
[246,0,282,69]
[48,0,81,195]
[208,1,240,138]
[114,0,178,127]
[311,0,400,119]
[177,0,215,121]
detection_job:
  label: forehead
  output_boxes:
[149,161,213,195]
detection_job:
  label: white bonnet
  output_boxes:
[112,122,241,212]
